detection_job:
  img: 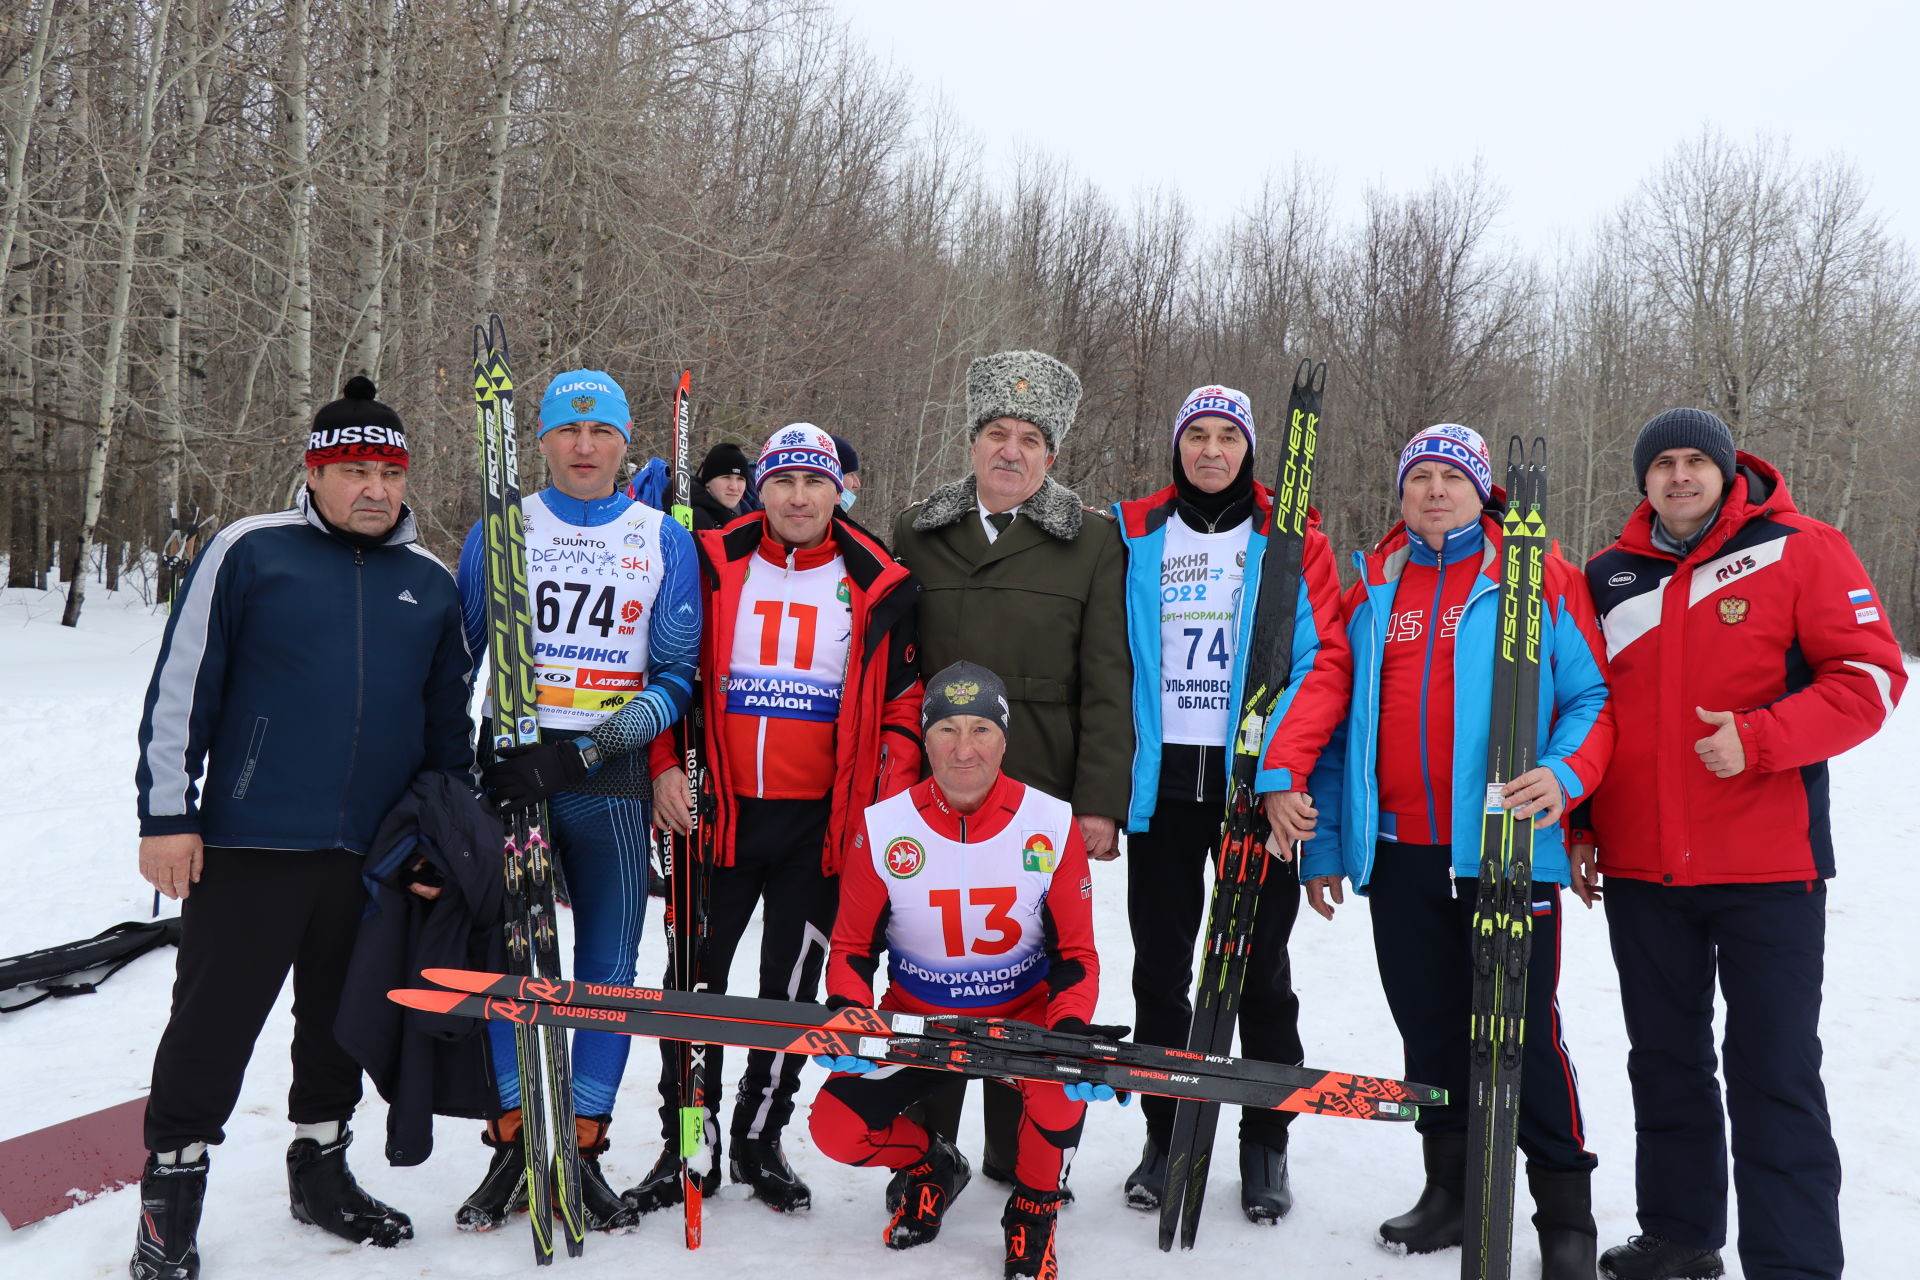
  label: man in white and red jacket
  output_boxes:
[630,426,924,1215]
[809,661,1111,1280]
[1575,409,1906,1280]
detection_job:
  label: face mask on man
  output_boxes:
[838,489,858,512]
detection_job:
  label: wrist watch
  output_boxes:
[571,736,603,771]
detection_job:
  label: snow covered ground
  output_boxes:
[2,581,1915,1278]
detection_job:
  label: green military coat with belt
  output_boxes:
[892,474,1134,820]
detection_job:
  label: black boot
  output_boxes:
[1378,1128,1465,1254]
[730,1133,812,1212]
[130,1151,208,1280]
[1528,1163,1597,1279]
[1123,1136,1167,1211]
[286,1126,413,1248]
[573,1115,640,1232]
[622,1141,720,1215]
[1239,1139,1293,1224]
[1002,1185,1066,1280]
[1598,1235,1725,1280]
[456,1111,527,1231]
[885,1132,971,1250]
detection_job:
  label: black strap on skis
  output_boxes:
[0,919,183,1013]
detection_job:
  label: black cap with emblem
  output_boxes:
[921,660,1012,734]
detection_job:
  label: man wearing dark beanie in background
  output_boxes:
[694,441,755,528]
[1575,408,1906,1280]
[129,378,475,1278]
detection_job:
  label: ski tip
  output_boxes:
[421,967,498,992]
[678,369,692,392]
[1292,356,1313,389]
[388,987,467,1013]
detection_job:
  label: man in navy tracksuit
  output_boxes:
[130,380,475,1280]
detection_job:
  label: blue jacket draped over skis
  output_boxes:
[1302,515,1613,890]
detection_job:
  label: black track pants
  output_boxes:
[1367,841,1594,1172]
[144,847,369,1151]
[655,797,839,1144]
[1128,797,1304,1148]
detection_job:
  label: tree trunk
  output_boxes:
[62,0,176,626]
[472,0,523,312]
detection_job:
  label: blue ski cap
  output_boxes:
[539,370,631,440]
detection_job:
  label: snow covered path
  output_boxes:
[3,584,1914,1278]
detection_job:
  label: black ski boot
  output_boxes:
[622,1140,720,1215]
[286,1126,413,1247]
[1123,1136,1167,1211]
[1002,1184,1066,1280]
[1377,1128,1465,1254]
[1598,1235,1725,1280]
[730,1133,812,1212]
[1239,1139,1293,1224]
[129,1151,208,1280]
[573,1115,640,1232]
[885,1132,971,1250]
[1528,1162,1598,1280]
[456,1111,527,1231]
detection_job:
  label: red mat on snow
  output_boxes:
[0,1096,147,1228]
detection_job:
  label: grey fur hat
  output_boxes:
[965,350,1082,452]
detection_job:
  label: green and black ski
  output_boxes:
[1463,437,1548,1280]
[473,316,586,1262]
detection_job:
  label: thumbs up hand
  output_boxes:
[1693,707,1747,778]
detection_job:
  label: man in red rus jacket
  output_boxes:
[1574,408,1907,1280]
[629,425,924,1215]
[809,661,1117,1280]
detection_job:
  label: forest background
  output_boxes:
[4,0,1916,638]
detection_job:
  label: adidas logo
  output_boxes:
[397,589,418,604]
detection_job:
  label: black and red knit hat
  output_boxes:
[305,376,410,469]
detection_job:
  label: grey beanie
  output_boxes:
[965,350,1081,452]
[921,660,1012,734]
[1633,408,1736,494]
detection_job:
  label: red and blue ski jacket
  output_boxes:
[1113,485,1351,832]
[1578,454,1906,884]
[1302,510,1614,890]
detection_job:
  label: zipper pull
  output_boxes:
[354,549,364,566]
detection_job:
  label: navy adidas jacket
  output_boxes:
[136,491,475,852]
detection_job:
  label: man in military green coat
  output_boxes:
[892,348,1134,858]
[890,349,1134,1191]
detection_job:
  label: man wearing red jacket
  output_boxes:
[630,426,924,1214]
[810,661,1111,1280]
[1575,409,1906,1280]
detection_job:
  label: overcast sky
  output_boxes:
[827,0,1920,258]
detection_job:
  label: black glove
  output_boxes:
[1050,1018,1133,1041]
[824,993,871,1012]
[481,738,593,812]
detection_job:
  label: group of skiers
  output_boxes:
[125,350,1905,1280]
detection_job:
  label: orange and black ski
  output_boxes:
[391,974,1441,1121]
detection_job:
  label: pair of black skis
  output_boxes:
[1464,439,1549,1280]
[472,317,586,1263]
[1159,359,1325,1251]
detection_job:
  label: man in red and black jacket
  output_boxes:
[1574,409,1906,1280]
[810,661,1111,1280]
[628,426,923,1214]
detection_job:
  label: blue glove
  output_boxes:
[812,1054,878,1073]
[1061,1080,1127,1104]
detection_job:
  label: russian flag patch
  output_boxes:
[1848,588,1874,605]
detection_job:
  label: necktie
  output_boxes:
[987,512,1014,535]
